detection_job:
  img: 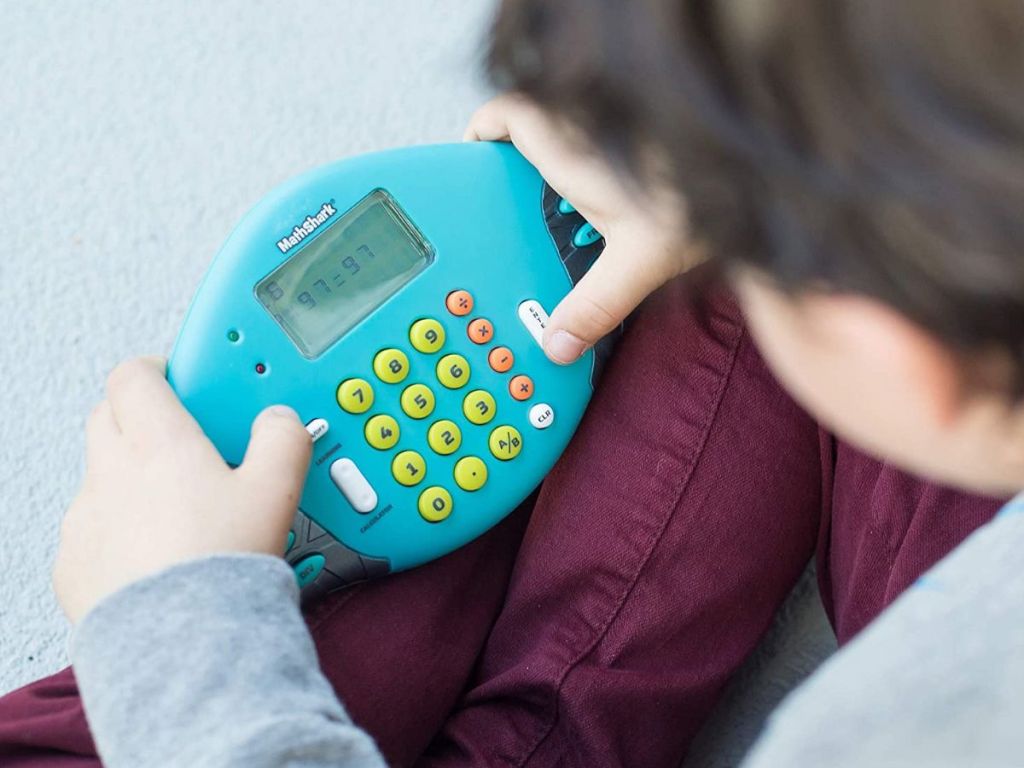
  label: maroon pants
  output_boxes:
[0,281,1004,768]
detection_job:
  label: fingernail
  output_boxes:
[545,330,587,364]
[266,405,300,421]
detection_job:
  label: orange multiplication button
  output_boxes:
[488,346,515,373]
[467,318,494,344]
[446,289,474,316]
[509,374,534,401]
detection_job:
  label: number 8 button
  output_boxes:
[373,349,409,384]
[436,353,470,389]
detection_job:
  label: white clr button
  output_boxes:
[517,299,549,348]
[529,403,555,429]
[305,418,329,443]
[329,458,378,513]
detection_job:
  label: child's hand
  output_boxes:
[52,356,312,624]
[465,94,701,364]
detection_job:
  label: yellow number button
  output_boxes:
[373,348,409,384]
[418,486,453,522]
[454,456,488,491]
[400,383,435,419]
[364,414,400,450]
[463,389,497,425]
[409,318,445,354]
[392,450,426,486]
[436,353,470,389]
[488,425,523,461]
[427,419,462,455]
[337,378,374,414]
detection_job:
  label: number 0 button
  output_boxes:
[437,353,470,389]
[392,450,426,486]
[427,420,462,455]
[409,318,445,354]
[337,378,374,414]
[400,383,435,419]
[418,486,453,522]
[364,414,400,450]
[489,425,523,461]
[373,348,409,384]
[463,389,497,425]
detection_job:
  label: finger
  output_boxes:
[463,96,513,142]
[85,400,121,469]
[105,356,200,442]
[237,406,312,510]
[543,241,686,363]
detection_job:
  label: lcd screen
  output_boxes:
[255,189,434,357]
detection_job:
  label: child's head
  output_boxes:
[489,0,1024,495]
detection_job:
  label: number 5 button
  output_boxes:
[400,383,435,419]
[463,389,496,425]
[337,378,374,414]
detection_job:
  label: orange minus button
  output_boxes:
[446,289,473,316]
[488,346,514,373]
[509,374,534,401]
[467,318,494,344]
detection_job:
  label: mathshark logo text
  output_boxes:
[276,201,337,254]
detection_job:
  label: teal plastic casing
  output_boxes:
[168,142,612,603]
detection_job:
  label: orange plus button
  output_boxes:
[446,289,474,316]
[509,374,534,401]
[467,318,494,344]
[488,346,514,373]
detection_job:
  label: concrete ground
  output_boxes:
[0,2,834,764]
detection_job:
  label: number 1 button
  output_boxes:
[337,378,374,414]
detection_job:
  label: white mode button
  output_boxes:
[329,458,378,514]
[305,418,329,443]
[517,299,550,348]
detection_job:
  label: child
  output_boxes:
[1,0,1020,766]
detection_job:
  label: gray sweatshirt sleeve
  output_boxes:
[741,501,1024,768]
[70,553,387,768]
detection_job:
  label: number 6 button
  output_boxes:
[463,389,496,425]
[436,353,470,389]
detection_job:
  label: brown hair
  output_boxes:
[489,0,1024,390]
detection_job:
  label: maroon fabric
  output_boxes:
[0,281,1005,768]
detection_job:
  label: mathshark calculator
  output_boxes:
[168,142,617,604]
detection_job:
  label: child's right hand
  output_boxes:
[465,94,702,364]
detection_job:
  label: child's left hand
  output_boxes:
[52,356,312,624]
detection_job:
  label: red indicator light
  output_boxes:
[255,363,267,375]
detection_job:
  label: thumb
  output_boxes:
[238,405,312,510]
[543,241,685,364]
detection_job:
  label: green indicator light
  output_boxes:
[227,330,240,342]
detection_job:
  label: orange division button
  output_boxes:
[509,374,534,401]
[488,346,514,373]
[467,318,494,344]
[446,290,474,316]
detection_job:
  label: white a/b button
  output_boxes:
[517,299,549,347]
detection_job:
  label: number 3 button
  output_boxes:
[463,389,496,425]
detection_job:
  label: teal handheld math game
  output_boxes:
[168,142,616,603]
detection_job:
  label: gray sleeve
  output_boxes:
[70,553,387,768]
[740,502,1024,768]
